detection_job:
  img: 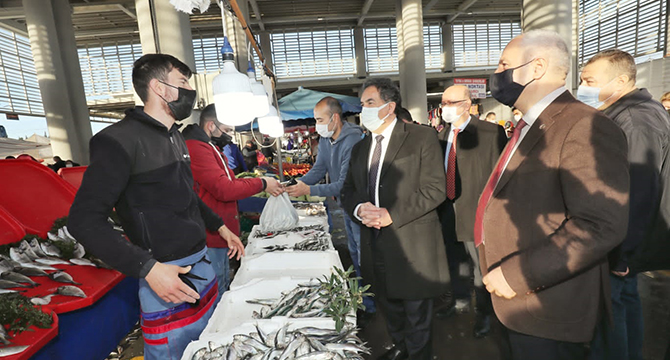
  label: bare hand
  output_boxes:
[263,177,284,197]
[286,180,310,197]
[218,225,245,260]
[145,262,200,304]
[483,266,517,299]
[357,202,378,227]
[612,267,630,277]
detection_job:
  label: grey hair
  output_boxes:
[520,29,571,77]
[360,78,402,111]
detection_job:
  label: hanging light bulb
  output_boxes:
[258,105,279,135]
[267,119,284,138]
[212,37,255,126]
[247,63,270,118]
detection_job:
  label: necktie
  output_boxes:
[446,128,460,201]
[474,119,528,247]
[368,135,385,205]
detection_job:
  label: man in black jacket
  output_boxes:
[435,85,507,339]
[579,49,670,360]
[68,54,240,360]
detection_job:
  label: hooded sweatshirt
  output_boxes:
[68,107,224,278]
[300,121,364,199]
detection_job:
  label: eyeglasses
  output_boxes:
[440,100,467,108]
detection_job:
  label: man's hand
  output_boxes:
[145,262,200,304]
[286,180,310,197]
[612,267,630,277]
[263,177,284,197]
[483,266,517,299]
[218,225,245,260]
[358,203,392,229]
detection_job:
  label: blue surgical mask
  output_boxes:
[577,79,617,109]
[315,115,334,138]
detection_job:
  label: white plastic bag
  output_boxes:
[259,193,299,232]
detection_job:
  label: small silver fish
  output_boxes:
[72,243,85,259]
[19,240,39,260]
[0,259,14,273]
[69,258,97,267]
[49,270,81,285]
[29,238,47,257]
[40,242,62,257]
[35,257,70,266]
[18,262,58,271]
[14,266,49,277]
[1,271,39,287]
[47,232,63,242]
[0,345,29,357]
[9,247,32,264]
[0,279,30,289]
[56,285,86,298]
[30,294,55,306]
[0,323,10,345]
[62,227,77,242]
[0,289,24,295]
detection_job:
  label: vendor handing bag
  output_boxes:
[260,193,299,232]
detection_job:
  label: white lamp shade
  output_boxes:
[212,61,255,126]
[249,78,270,118]
[267,120,284,138]
[258,106,281,135]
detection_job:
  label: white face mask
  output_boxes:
[513,114,522,122]
[360,103,391,132]
[441,104,467,124]
[315,115,334,138]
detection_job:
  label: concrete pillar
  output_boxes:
[259,31,273,73]
[522,0,574,90]
[136,0,196,70]
[23,0,92,164]
[354,27,367,79]
[395,0,407,105]
[441,22,454,73]
[223,2,250,73]
[399,0,429,124]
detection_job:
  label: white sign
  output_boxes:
[454,78,487,99]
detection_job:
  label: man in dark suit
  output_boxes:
[478,30,630,360]
[341,78,449,360]
[435,85,507,339]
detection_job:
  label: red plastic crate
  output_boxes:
[57,166,87,191]
[2,312,58,360]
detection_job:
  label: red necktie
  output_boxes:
[446,129,459,201]
[474,119,527,247]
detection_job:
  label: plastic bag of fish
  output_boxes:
[190,324,369,360]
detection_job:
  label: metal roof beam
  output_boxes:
[248,0,265,31]
[448,0,480,23]
[0,19,27,36]
[72,4,137,19]
[423,0,440,13]
[357,0,376,26]
[0,7,24,20]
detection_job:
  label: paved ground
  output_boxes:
[113,200,670,360]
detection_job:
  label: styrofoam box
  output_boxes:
[202,277,338,337]
[182,319,340,360]
[297,214,329,230]
[230,250,344,290]
[245,231,334,256]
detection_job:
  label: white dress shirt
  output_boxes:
[443,116,472,175]
[499,86,566,176]
[354,118,398,220]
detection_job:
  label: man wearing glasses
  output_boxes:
[435,85,507,339]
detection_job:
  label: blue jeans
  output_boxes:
[343,213,376,313]
[589,273,643,360]
[207,247,230,298]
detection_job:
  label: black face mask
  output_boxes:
[489,60,536,107]
[159,81,197,121]
[211,132,232,148]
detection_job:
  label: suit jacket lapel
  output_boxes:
[492,92,572,197]
[358,134,373,191]
[380,122,409,181]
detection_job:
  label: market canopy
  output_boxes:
[0,137,51,158]
[277,87,362,120]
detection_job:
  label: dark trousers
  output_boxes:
[506,330,588,360]
[372,241,433,360]
[377,296,433,360]
[589,273,644,360]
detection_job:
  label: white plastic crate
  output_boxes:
[202,277,338,337]
[230,250,343,290]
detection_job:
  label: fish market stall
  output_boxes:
[0,159,139,360]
